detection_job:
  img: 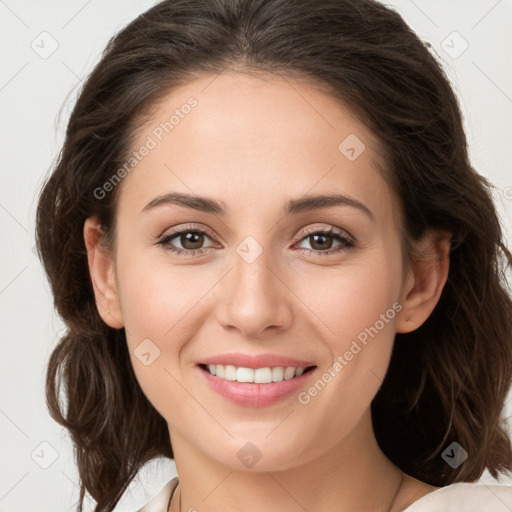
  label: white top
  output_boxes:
[402,481,512,511]
[136,477,512,512]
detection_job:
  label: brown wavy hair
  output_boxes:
[35,0,512,510]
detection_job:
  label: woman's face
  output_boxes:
[101,72,411,471]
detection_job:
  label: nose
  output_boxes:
[215,244,293,339]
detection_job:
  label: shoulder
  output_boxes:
[110,456,178,511]
[403,482,512,512]
[138,476,179,512]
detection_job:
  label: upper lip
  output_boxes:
[198,352,316,369]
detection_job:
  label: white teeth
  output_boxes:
[205,364,308,383]
[236,367,254,382]
[254,367,272,384]
[216,365,225,379]
[283,367,296,380]
[225,365,237,381]
[271,367,284,382]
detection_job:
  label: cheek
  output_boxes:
[116,246,208,344]
[292,250,402,417]
[114,249,223,417]
[292,250,402,350]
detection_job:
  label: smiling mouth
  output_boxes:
[198,363,316,384]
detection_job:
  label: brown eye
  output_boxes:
[157,225,354,258]
[157,227,217,256]
[307,233,335,251]
[178,231,205,250]
[296,228,354,256]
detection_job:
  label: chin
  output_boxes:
[204,437,313,473]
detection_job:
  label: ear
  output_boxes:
[396,228,452,333]
[83,216,124,329]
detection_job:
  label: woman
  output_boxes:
[35,0,512,511]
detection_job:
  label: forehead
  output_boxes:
[116,71,395,224]
[134,70,378,162]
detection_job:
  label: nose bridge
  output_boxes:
[215,234,292,336]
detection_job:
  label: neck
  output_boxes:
[168,408,407,512]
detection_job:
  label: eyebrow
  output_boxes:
[141,192,374,220]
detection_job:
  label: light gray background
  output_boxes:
[1,0,511,510]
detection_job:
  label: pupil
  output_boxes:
[182,231,203,249]
[311,234,332,250]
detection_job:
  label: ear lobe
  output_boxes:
[83,217,124,329]
[396,229,452,333]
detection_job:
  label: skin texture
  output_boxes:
[84,72,450,511]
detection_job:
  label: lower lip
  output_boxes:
[198,366,316,407]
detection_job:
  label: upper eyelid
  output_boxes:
[160,223,353,246]
[162,223,219,243]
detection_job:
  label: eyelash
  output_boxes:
[156,224,355,257]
